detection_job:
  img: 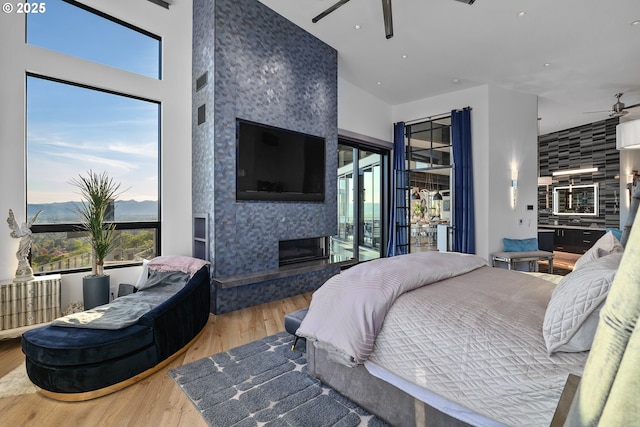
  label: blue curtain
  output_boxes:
[386,122,408,257]
[451,108,475,254]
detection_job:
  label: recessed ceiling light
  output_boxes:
[452,78,461,84]
[377,81,382,85]
[517,11,526,17]
[632,20,640,26]
[401,54,408,59]
[544,63,551,67]
[354,24,361,30]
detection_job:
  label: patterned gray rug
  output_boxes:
[169,331,390,427]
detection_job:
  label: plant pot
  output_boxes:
[83,275,110,310]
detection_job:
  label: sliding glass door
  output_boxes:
[335,142,387,262]
[358,150,382,260]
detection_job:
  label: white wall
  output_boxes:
[392,85,539,260]
[618,113,640,227]
[486,86,539,249]
[338,77,393,142]
[0,0,192,309]
[620,150,640,227]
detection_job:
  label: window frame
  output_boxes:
[26,0,163,80]
[24,2,163,275]
[26,74,162,274]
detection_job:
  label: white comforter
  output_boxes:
[296,251,488,366]
[366,266,588,426]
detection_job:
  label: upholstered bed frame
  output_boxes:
[307,344,473,426]
[306,186,640,427]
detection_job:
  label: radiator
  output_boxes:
[0,274,61,331]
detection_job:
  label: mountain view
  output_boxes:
[27,200,159,223]
[26,200,158,273]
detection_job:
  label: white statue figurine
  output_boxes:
[7,208,42,282]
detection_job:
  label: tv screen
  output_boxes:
[236,119,326,202]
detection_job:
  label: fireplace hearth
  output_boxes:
[279,237,329,266]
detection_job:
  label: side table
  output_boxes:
[0,274,62,339]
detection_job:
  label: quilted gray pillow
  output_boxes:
[543,252,623,355]
[573,231,623,271]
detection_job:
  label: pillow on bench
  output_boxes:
[503,237,538,252]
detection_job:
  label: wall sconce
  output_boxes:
[511,169,518,209]
[617,119,640,150]
[627,170,639,205]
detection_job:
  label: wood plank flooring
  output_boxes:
[0,292,312,427]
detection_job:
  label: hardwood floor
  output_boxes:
[0,292,312,427]
[538,251,581,275]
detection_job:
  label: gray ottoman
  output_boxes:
[284,307,309,350]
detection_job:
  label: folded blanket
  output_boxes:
[52,271,189,330]
[296,252,487,366]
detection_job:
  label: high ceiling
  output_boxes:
[258,0,640,135]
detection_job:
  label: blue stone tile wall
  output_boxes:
[193,0,338,312]
[215,267,340,314]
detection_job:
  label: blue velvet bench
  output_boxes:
[21,264,210,401]
[284,307,308,350]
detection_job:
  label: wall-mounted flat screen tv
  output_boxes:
[236,119,325,202]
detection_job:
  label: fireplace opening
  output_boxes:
[279,237,329,266]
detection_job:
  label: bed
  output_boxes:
[297,232,628,426]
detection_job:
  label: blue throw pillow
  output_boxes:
[503,237,538,252]
[606,228,622,242]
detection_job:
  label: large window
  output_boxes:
[27,0,161,79]
[25,1,161,274]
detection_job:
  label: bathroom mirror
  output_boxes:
[553,183,598,216]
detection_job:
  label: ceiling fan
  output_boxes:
[584,93,630,118]
[312,0,476,40]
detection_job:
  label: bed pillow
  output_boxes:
[503,237,538,252]
[543,252,623,355]
[573,231,623,271]
[147,255,210,277]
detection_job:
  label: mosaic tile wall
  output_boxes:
[213,267,339,314]
[193,0,338,312]
[538,118,620,228]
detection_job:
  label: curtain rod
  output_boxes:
[403,106,472,126]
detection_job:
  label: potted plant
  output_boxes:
[71,170,124,309]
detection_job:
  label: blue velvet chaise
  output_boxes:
[21,256,211,401]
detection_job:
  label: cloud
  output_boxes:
[108,142,157,158]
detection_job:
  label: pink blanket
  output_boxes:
[296,252,488,366]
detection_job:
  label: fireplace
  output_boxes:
[279,237,329,266]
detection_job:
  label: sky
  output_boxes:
[26,0,160,204]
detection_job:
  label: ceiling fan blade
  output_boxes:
[382,0,393,39]
[452,0,476,4]
[583,110,611,114]
[312,0,352,23]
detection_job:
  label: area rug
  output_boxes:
[0,362,37,398]
[169,331,390,427]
